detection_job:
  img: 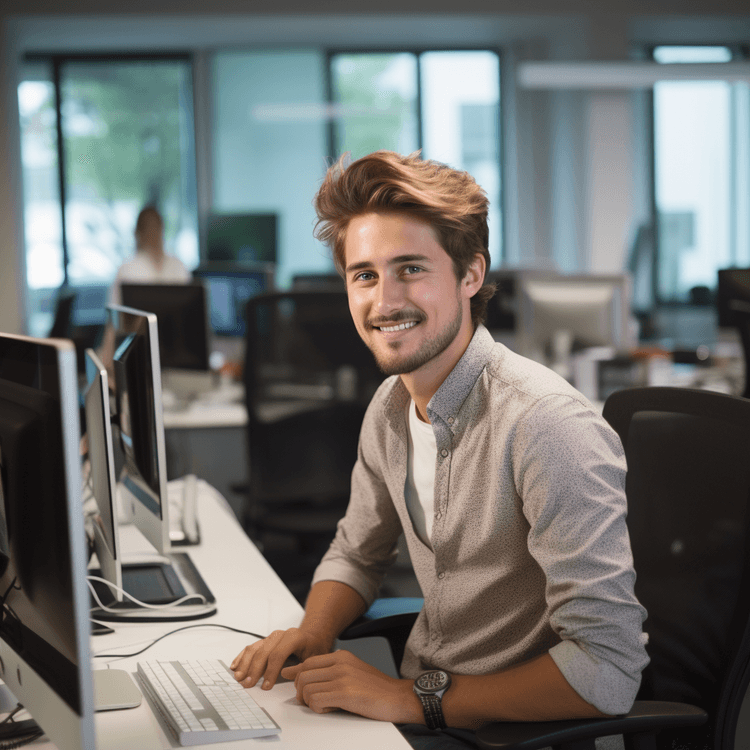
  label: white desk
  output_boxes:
[80,486,409,749]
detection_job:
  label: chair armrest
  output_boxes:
[338,597,423,669]
[474,700,707,750]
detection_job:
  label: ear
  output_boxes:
[461,253,486,299]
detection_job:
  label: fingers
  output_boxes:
[230,630,292,690]
[230,629,314,691]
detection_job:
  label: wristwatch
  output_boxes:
[413,670,452,730]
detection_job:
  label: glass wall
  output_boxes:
[330,50,503,265]
[653,46,750,302]
[18,56,198,336]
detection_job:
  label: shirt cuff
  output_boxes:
[549,639,641,716]
[311,558,380,608]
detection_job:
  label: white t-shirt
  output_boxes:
[405,398,437,549]
[110,250,191,305]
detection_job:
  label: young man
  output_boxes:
[232,151,648,748]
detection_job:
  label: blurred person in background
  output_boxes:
[109,205,190,306]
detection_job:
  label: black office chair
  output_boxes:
[342,387,750,749]
[241,290,383,598]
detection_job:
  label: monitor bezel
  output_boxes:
[0,333,95,750]
[84,348,123,601]
[107,304,171,557]
[517,273,632,362]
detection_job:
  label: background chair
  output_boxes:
[342,387,750,749]
[241,290,384,600]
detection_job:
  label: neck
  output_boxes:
[400,323,475,424]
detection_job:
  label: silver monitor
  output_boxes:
[84,348,123,601]
[0,333,96,749]
[517,273,631,366]
[107,304,171,557]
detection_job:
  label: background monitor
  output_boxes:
[206,212,277,264]
[517,273,631,364]
[192,262,275,337]
[120,282,210,372]
[108,304,171,556]
[0,333,95,749]
[717,268,750,328]
[84,348,122,601]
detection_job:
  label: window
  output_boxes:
[18,56,198,336]
[329,50,503,264]
[652,45,750,303]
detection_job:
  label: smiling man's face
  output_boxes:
[344,211,478,378]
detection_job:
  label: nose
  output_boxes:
[374,274,405,317]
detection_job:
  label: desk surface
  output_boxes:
[65,485,408,749]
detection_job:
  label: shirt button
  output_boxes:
[437,572,445,579]
[447,417,454,425]
[441,449,448,457]
[435,511,442,520]
[431,632,439,641]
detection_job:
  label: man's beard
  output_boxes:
[367,298,463,377]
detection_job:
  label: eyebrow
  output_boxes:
[345,254,431,275]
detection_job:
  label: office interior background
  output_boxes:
[2,3,750,746]
[1,0,750,347]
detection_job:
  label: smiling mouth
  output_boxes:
[375,321,419,333]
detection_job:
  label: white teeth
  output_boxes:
[379,321,417,333]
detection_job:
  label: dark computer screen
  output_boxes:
[111,311,164,515]
[192,264,274,337]
[120,282,210,371]
[717,268,750,328]
[0,335,91,736]
[206,212,277,265]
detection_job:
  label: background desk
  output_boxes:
[79,485,409,749]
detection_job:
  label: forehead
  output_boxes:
[343,212,446,268]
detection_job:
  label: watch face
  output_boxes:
[416,670,451,693]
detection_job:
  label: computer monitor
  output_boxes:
[107,304,171,557]
[206,212,277,265]
[717,268,750,328]
[0,333,95,749]
[192,262,275,337]
[517,273,631,365]
[120,282,210,372]
[84,348,122,602]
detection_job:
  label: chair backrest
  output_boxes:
[242,290,381,505]
[603,387,750,749]
[243,290,382,410]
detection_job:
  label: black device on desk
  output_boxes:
[96,306,215,621]
[0,333,107,748]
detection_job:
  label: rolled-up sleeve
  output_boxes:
[517,396,649,715]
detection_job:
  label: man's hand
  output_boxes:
[280,650,423,724]
[231,628,333,691]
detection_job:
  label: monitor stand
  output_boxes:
[89,552,217,622]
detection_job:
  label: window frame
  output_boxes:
[324,46,506,265]
[22,50,197,289]
[646,42,750,308]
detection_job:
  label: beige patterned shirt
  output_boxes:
[313,325,649,715]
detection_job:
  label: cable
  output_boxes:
[93,623,267,659]
[86,576,208,613]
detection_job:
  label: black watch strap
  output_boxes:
[417,693,447,730]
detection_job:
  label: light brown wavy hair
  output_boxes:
[314,150,496,327]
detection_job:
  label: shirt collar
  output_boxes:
[426,324,495,427]
[383,324,496,429]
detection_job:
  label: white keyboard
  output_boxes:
[137,658,280,746]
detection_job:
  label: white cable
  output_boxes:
[87,576,207,613]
